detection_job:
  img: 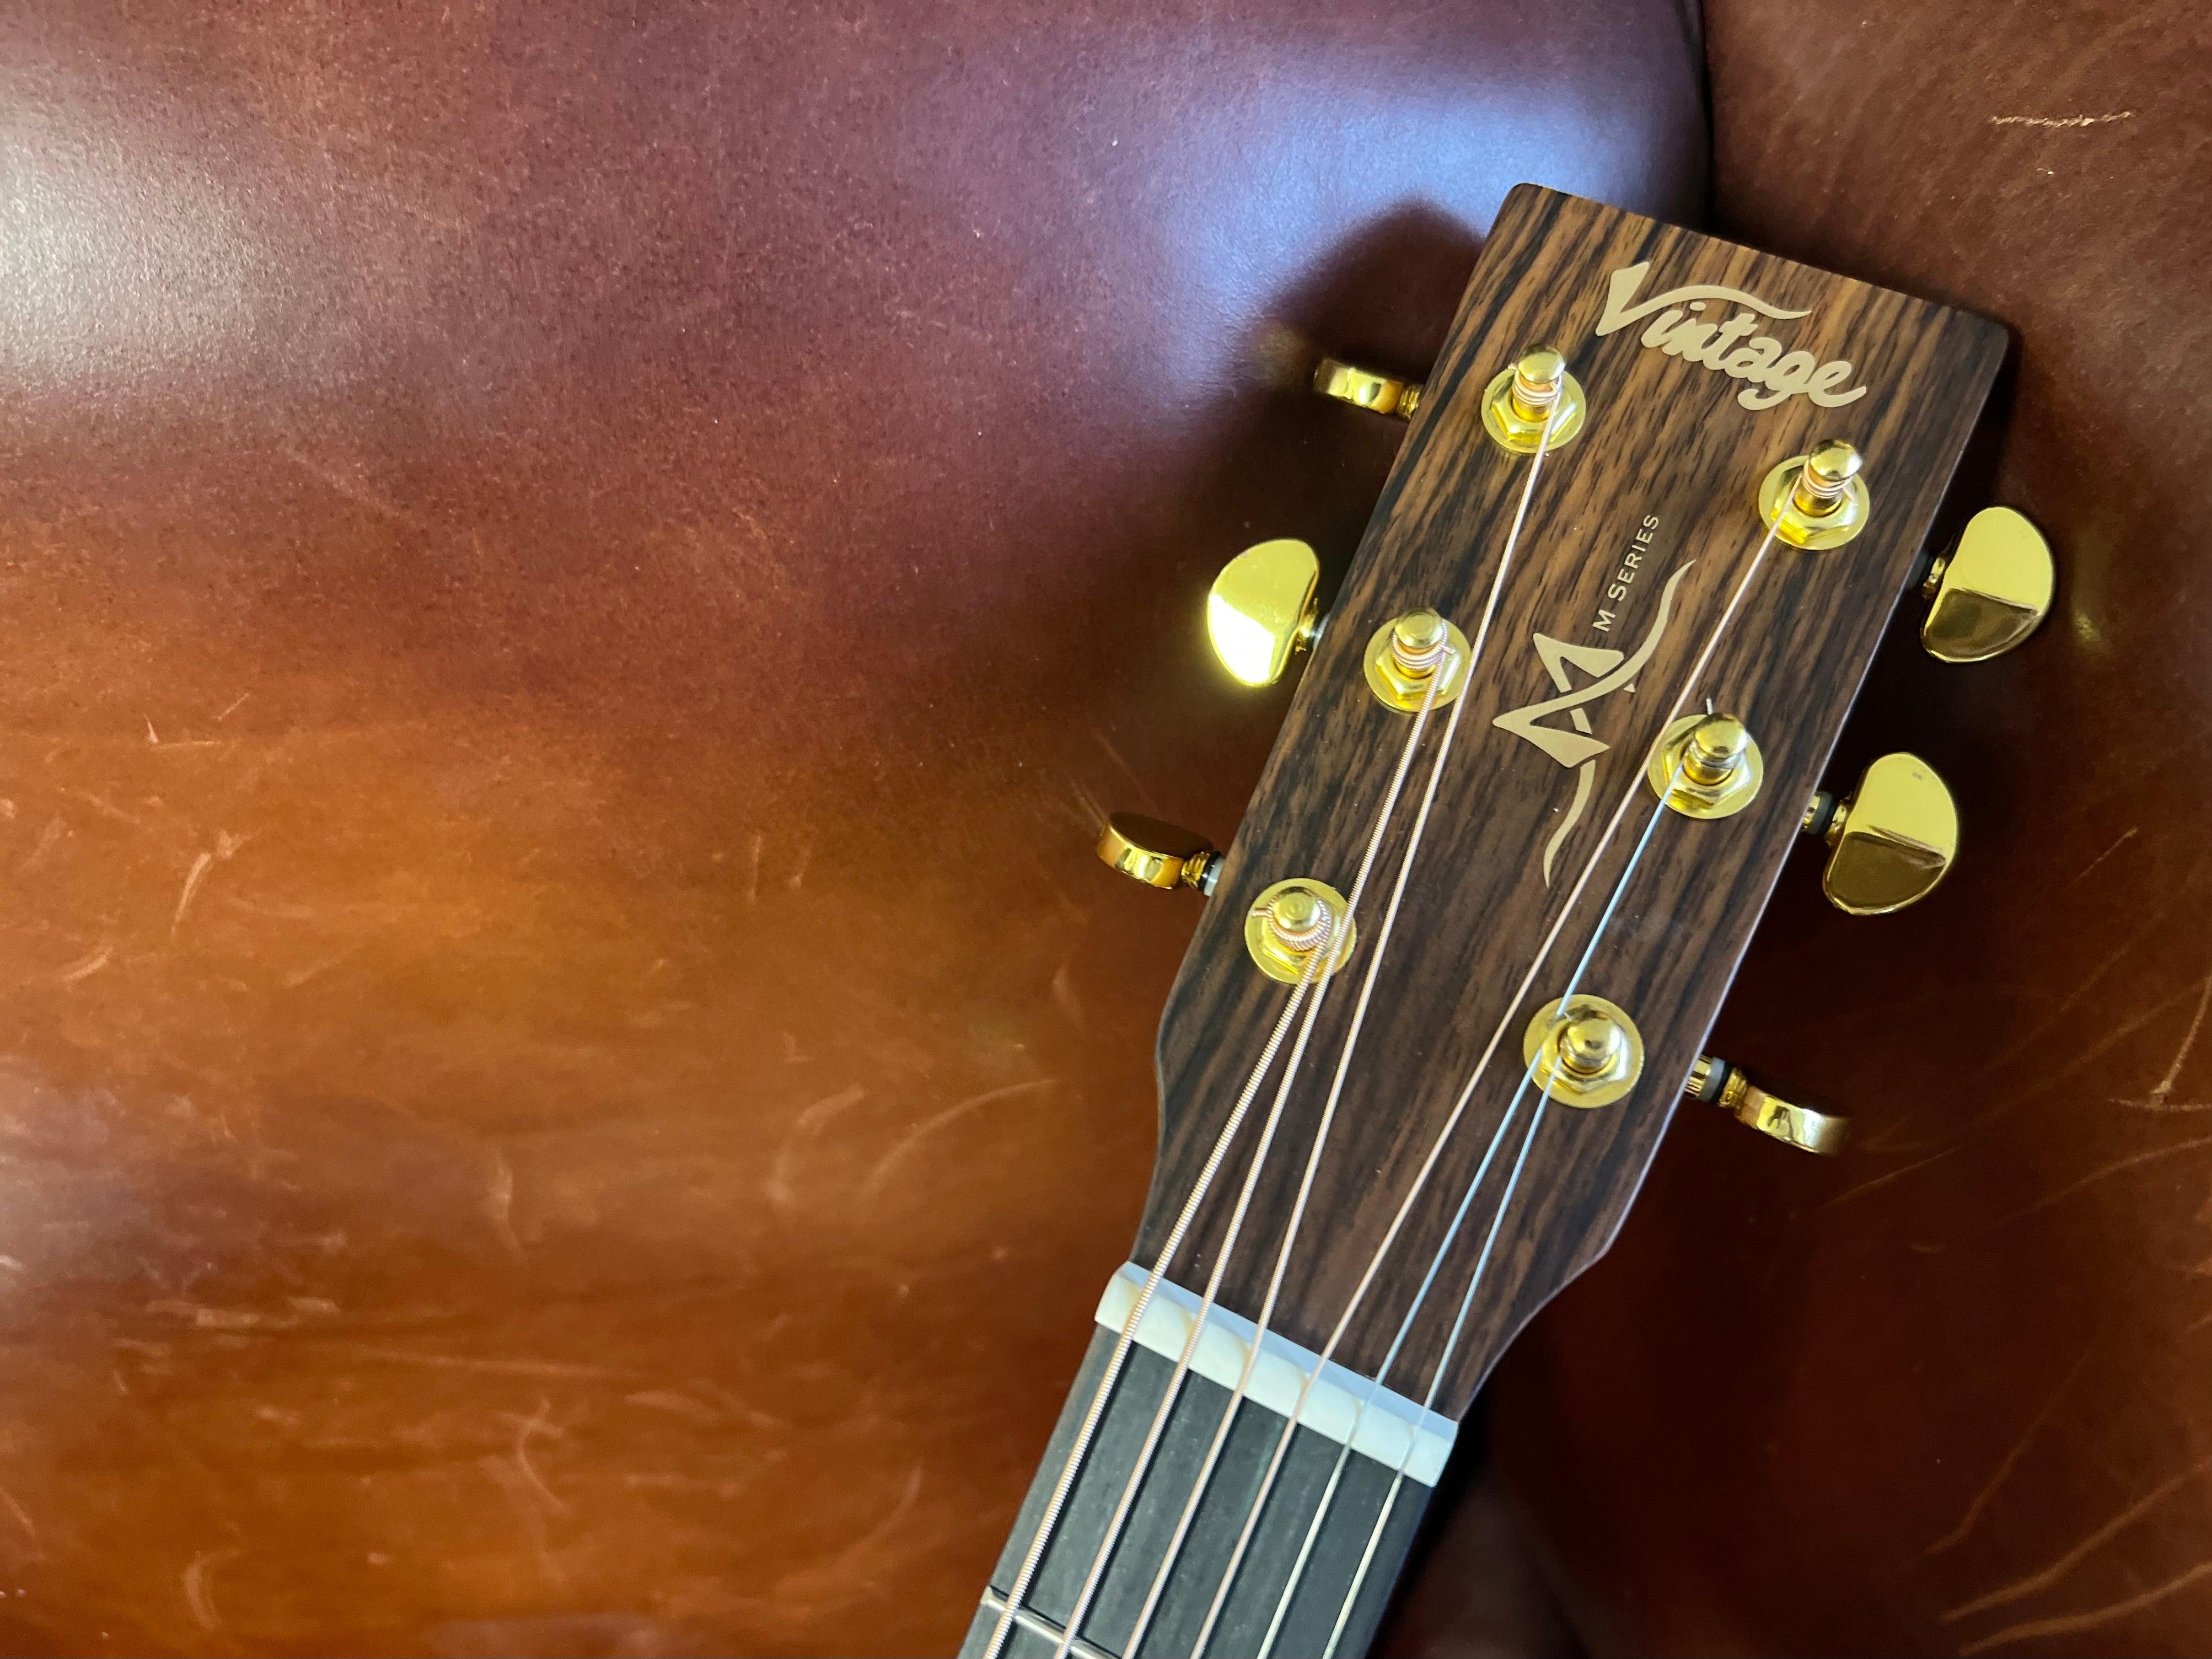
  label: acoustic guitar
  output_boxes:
[958,184,2053,1659]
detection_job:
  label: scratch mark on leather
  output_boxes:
[1988,110,2135,129]
[2114,973,2212,1111]
[1092,726,1158,814]
[173,830,250,936]
[770,1463,925,1609]
[1815,1145,1962,1211]
[767,1085,867,1211]
[1945,1451,2212,1623]
[183,1548,240,1633]
[2066,826,2139,885]
[336,1347,639,1380]
[507,1398,570,1516]
[276,441,439,531]
[1988,1134,2212,1231]
[1923,1341,2094,1557]
[485,1150,524,1260]
[1957,1555,2212,1655]
[0,1481,37,1543]
[1052,960,1085,1033]
[19,816,68,873]
[49,942,112,985]
[858,1078,1054,1202]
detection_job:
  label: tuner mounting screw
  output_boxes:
[1919,506,2055,663]
[1208,539,1323,687]
[1758,438,1872,549]
[1482,345,1587,455]
[1314,357,1425,421]
[1522,994,1645,1109]
[1363,607,1471,713]
[1244,878,1356,984]
[1801,752,1958,915]
[1647,711,1765,820]
[1686,1055,1850,1155]
[1097,813,1221,895]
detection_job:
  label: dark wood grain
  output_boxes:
[1136,185,2003,1422]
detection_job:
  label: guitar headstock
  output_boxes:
[1111,185,2042,1423]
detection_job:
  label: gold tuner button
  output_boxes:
[1919,506,2055,663]
[1482,345,1587,455]
[1757,437,1871,549]
[1209,539,1322,687]
[1313,357,1425,420]
[1098,813,1222,895]
[1647,711,1764,819]
[1801,752,1958,915]
[1685,1056,1850,1156]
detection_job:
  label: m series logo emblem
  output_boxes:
[1595,262,1868,412]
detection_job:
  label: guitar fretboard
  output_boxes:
[963,1313,1433,1659]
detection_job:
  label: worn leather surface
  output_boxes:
[0,1,1704,1651]
[1492,2,2212,1654]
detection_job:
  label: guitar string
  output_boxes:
[1109,384,1572,1659]
[1042,659,1451,1658]
[1194,511,1787,1657]
[1271,524,1783,1655]
[985,587,1462,1659]
[979,948,1324,1659]
[1316,755,1695,1659]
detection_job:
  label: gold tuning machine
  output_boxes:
[1208,539,1322,687]
[1313,357,1425,420]
[1801,753,1958,915]
[1685,1056,1849,1155]
[1098,813,1221,895]
[1758,438,1871,549]
[1919,506,2054,662]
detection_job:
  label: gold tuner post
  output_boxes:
[1919,506,2055,663]
[1801,753,1958,915]
[1758,438,1871,549]
[1685,1056,1849,1155]
[1098,813,1221,895]
[1482,345,1586,455]
[1648,711,1764,819]
[1245,878,1355,982]
[1209,539,1322,687]
[1313,357,1425,420]
[1523,994,1646,1108]
[1364,607,1472,712]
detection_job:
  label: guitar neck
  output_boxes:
[960,1268,1444,1659]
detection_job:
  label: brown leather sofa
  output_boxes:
[0,1,2201,1653]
